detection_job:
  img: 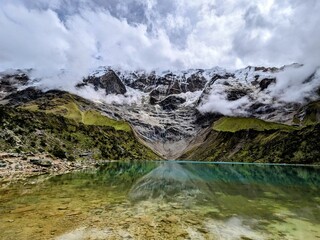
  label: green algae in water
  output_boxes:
[0,161,319,240]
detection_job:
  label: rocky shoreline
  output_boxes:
[0,152,97,183]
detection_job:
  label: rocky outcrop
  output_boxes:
[159,96,186,111]
[96,101,199,159]
[121,70,207,95]
[257,78,276,91]
[114,68,216,103]
[1,64,320,162]
[71,65,320,159]
[77,70,127,95]
[4,87,44,105]
[0,70,31,100]
[226,88,249,101]
[29,158,53,167]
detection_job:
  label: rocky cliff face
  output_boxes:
[0,92,159,161]
[69,65,320,159]
[77,70,127,95]
[0,69,31,100]
[1,64,320,162]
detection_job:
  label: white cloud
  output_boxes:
[75,85,145,105]
[233,1,320,68]
[0,4,69,73]
[270,65,320,103]
[0,0,319,82]
[197,80,251,116]
[198,92,250,116]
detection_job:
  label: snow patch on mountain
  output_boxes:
[1,63,320,159]
[197,64,320,118]
[77,64,320,124]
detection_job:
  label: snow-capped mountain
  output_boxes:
[1,64,320,159]
[73,64,320,158]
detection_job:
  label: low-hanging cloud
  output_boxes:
[0,2,182,83]
[0,0,320,95]
[198,91,250,116]
[75,84,145,105]
[197,64,320,116]
[270,65,320,103]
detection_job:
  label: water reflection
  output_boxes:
[129,161,211,202]
[128,161,320,204]
[0,161,319,240]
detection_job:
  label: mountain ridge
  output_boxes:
[1,64,320,162]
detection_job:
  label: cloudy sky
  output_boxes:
[0,0,320,76]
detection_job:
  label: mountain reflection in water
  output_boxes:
[129,161,210,202]
[1,161,319,240]
[128,161,320,203]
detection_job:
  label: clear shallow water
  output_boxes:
[0,161,319,240]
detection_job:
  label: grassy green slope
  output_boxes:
[300,101,320,126]
[0,106,160,161]
[82,110,130,132]
[213,117,297,132]
[20,92,131,132]
[181,117,320,164]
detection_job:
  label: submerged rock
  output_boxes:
[29,159,53,167]
[0,160,7,168]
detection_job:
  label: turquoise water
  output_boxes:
[0,161,319,239]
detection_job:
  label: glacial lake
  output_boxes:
[0,161,319,240]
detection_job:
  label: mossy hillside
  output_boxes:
[213,117,297,133]
[301,101,320,126]
[20,91,131,132]
[180,124,320,164]
[82,110,130,132]
[0,106,160,161]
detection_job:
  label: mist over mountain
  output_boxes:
[1,63,320,161]
[1,0,320,77]
[1,68,320,238]
[1,1,320,163]
[2,2,320,240]
[3,63,320,116]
